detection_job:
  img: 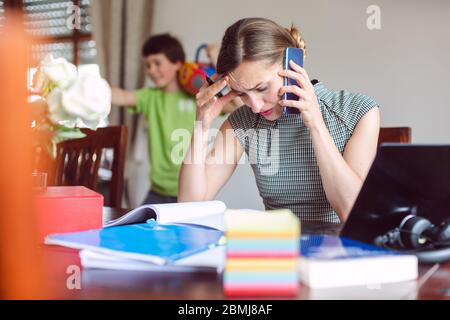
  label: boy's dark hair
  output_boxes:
[141,33,186,63]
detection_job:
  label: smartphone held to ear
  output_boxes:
[206,76,223,98]
[206,76,231,99]
[282,47,304,114]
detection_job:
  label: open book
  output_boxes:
[45,201,226,266]
[104,200,226,230]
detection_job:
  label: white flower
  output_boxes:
[32,69,47,93]
[46,73,111,130]
[34,54,111,131]
[46,88,77,128]
[40,54,77,89]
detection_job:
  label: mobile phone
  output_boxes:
[205,76,224,98]
[282,47,304,114]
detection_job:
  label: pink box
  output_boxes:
[34,186,103,242]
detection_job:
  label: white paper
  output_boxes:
[80,246,226,273]
[104,200,226,229]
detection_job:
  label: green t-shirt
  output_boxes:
[133,88,196,197]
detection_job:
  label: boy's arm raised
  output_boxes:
[111,87,137,107]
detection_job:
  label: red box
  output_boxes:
[34,186,103,242]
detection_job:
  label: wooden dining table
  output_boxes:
[41,207,450,300]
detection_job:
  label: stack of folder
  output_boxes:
[223,209,300,297]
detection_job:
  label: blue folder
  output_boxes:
[300,235,400,259]
[45,223,224,265]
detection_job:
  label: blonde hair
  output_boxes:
[286,24,307,57]
[216,18,307,74]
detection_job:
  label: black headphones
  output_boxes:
[374,215,450,263]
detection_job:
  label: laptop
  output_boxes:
[341,144,450,246]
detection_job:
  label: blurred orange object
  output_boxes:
[0,15,49,299]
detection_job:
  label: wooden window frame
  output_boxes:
[3,0,92,65]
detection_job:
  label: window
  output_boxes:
[3,0,96,65]
[0,1,5,27]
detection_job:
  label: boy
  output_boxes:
[112,34,239,204]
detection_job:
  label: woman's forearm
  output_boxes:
[178,123,210,201]
[309,123,363,221]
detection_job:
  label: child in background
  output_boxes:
[112,34,239,205]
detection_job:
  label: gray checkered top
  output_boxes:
[228,81,379,224]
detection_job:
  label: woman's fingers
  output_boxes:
[278,62,312,90]
[278,98,307,111]
[288,60,308,77]
[198,90,238,117]
[218,88,238,105]
[206,77,228,97]
[278,85,307,99]
[279,69,309,89]
[196,77,231,107]
[288,60,312,86]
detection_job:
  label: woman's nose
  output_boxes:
[247,93,264,113]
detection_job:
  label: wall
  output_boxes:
[145,0,450,209]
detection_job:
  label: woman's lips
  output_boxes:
[260,109,273,116]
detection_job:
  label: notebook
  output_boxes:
[45,201,226,265]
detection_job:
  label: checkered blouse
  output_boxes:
[228,81,379,224]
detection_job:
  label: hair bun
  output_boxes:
[287,25,307,58]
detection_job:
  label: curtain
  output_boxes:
[91,0,155,208]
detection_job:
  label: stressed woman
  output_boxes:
[178,17,380,224]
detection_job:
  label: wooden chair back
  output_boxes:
[54,126,128,208]
[378,127,412,145]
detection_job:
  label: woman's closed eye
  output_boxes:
[235,87,268,96]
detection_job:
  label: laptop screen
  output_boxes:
[340,144,450,246]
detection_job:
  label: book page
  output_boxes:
[152,201,226,226]
[103,201,226,229]
[104,205,156,227]
[79,246,225,273]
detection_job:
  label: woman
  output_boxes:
[178,17,380,224]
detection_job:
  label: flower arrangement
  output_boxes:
[31,54,111,156]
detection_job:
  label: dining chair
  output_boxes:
[378,127,412,145]
[54,126,128,208]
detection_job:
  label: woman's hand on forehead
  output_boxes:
[226,72,243,93]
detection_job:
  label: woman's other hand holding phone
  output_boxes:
[278,60,324,131]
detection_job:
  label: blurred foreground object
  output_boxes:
[0,15,48,299]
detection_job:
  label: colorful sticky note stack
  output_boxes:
[223,209,300,297]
